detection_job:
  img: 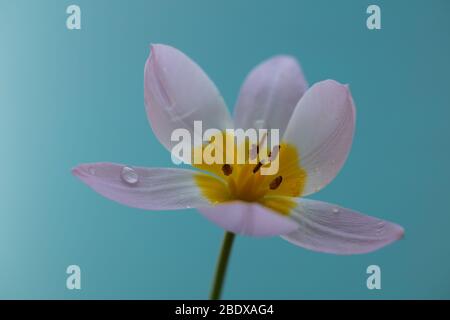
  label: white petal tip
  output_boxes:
[71,165,86,178]
[71,163,97,181]
[148,43,167,61]
[394,224,405,240]
[270,54,299,65]
[71,166,80,176]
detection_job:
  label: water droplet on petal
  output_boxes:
[332,208,339,214]
[121,166,139,185]
[88,167,96,175]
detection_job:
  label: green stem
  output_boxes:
[209,231,235,300]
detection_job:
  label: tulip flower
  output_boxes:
[72,44,404,299]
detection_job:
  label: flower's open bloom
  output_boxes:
[72,44,404,254]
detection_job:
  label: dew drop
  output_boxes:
[121,166,139,185]
[332,208,339,214]
[88,167,96,175]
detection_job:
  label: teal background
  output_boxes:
[1,0,449,299]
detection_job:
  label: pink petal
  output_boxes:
[234,55,308,136]
[283,80,356,196]
[144,44,233,151]
[197,201,298,237]
[282,199,404,254]
[72,163,210,210]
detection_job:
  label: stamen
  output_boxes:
[251,131,268,161]
[269,176,283,190]
[253,161,263,173]
[222,164,233,176]
[254,144,279,173]
[268,145,281,160]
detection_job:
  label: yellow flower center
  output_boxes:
[193,133,307,216]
